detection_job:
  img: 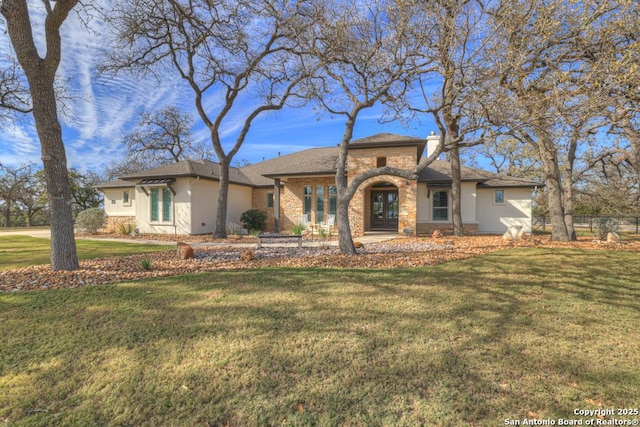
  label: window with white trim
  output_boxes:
[432,190,448,221]
[123,190,131,206]
[150,187,172,222]
[494,189,505,205]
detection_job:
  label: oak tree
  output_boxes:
[1,0,80,269]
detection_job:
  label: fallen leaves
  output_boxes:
[2,235,639,293]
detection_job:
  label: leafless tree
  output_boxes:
[104,0,308,238]
[124,106,212,164]
[0,55,31,123]
[0,162,34,227]
[465,136,542,179]
[482,0,621,241]
[295,0,443,254]
[406,0,489,236]
[1,0,80,269]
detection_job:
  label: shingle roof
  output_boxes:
[115,159,255,187]
[95,136,539,189]
[417,160,538,187]
[94,179,135,189]
[349,133,428,149]
[241,147,338,185]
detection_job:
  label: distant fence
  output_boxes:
[534,215,640,234]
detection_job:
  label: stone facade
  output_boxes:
[251,187,277,231]
[104,216,136,233]
[348,146,419,237]
[416,222,479,236]
[279,177,335,232]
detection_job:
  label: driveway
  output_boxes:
[0,228,174,245]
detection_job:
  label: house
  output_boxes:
[96,133,538,236]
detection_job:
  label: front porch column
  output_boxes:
[274,178,281,233]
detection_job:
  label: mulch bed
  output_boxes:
[2,235,638,293]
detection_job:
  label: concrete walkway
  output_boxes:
[0,228,401,247]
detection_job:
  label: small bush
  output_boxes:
[240,209,267,233]
[292,223,306,236]
[140,259,152,270]
[593,217,619,240]
[118,222,135,235]
[226,222,242,235]
[75,208,106,234]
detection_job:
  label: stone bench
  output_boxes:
[256,234,303,248]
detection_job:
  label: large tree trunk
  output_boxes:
[214,158,230,238]
[449,144,464,236]
[336,195,356,255]
[537,131,571,241]
[3,200,11,228]
[335,137,356,255]
[30,76,79,270]
[2,0,79,270]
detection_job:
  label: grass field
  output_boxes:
[0,235,170,271]
[1,248,639,426]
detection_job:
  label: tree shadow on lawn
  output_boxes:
[1,249,639,425]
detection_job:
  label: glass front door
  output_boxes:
[371,190,399,230]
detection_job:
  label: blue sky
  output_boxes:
[0,2,438,175]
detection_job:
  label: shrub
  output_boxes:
[118,222,135,235]
[75,208,106,234]
[292,223,306,236]
[240,209,267,233]
[140,259,152,270]
[593,217,619,240]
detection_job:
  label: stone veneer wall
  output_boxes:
[416,222,479,236]
[104,216,136,233]
[251,187,277,231]
[280,176,335,232]
[348,146,419,237]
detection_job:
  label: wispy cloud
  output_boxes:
[0,0,436,173]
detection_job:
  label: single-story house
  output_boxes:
[96,133,538,236]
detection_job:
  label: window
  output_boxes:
[316,185,325,223]
[303,186,312,218]
[494,189,505,204]
[123,190,131,206]
[162,188,172,222]
[432,190,448,221]
[328,185,337,217]
[376,157,387,168]
[151,187,172,222]
[266,193,274,208]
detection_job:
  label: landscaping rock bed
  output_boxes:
[2,235,638,292]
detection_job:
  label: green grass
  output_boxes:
[0,236,169,270]
[1,249,639,426]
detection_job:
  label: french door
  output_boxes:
[371,190,399,230]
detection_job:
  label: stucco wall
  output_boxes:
[476,187,532,234]
[416,182,477,222]
[189,178,218,235]
[225,184,253,228]
[102,188,136,217]
[415,182,478,235]
[135,179,191,235]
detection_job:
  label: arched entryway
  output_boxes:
[367,182,399,231]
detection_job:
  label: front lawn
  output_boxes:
[1,248,639,426]
[0,236,170,271]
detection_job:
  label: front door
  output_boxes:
[371,190,399,230]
